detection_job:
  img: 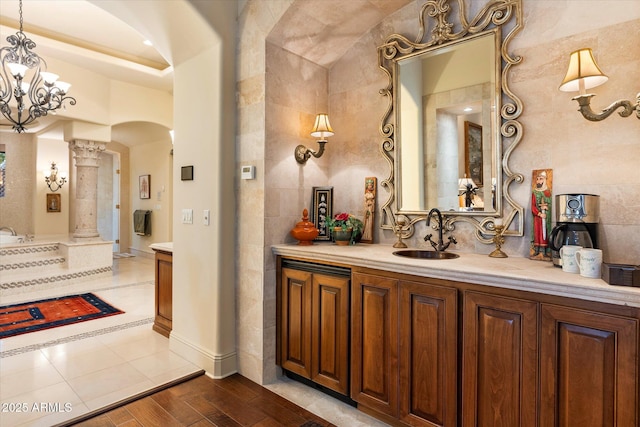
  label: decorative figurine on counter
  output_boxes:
[489,218,507,258]
[361,177,376,243]
[393,218,408,248]
[530,169,553,261]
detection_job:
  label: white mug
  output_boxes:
[575,248,603,278]
[560,245,582,273]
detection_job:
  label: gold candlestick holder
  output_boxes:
[393,220,408,248]
[489,225,508,258]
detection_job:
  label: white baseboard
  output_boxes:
[170,331,237,379]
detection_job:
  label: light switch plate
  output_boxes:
[182,209,193,224]
[203,209,210,226]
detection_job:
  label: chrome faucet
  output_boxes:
[424,208,456,252]
[0,226,16,236]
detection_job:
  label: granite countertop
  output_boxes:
[150,242,173,253]
[272,243,640,308]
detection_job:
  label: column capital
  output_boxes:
[69,140,107,167]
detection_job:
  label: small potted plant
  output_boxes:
[325,212,364,245]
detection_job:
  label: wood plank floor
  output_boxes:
[62,373,335,427]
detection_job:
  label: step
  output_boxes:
[0,264,113,297]
[0,242,61,262]
[0,239,115,298]
[0,256,67,277]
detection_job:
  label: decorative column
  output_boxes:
[69,140,106,240]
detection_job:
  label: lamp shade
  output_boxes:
[458,177,477,190]
[310,113,334,139]
[559,48,608,93]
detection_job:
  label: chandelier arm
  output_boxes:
[0,0,76,133]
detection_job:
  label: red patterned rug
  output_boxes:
[0,293,123,339]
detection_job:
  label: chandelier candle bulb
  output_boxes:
[40,72,59,85]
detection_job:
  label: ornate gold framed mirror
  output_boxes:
[379,0,524,243]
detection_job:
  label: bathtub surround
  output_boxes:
[0,137,113,297]
[0,239,113,296]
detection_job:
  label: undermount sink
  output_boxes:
[392,250,460,260]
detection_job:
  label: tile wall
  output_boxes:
[236,0,640,385]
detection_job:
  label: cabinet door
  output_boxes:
[311,273,350,395]
[540,304,638,427]
[351,272,398,417]
[281,267,313,379]
[153,251,173,337]
[399,280,458,427]
[462,291,538,427]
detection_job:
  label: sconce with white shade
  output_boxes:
[44,162,67,192]
[559,48,639,121]
[295,113,334,164]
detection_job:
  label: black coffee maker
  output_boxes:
[550,194,600,268]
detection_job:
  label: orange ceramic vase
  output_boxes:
[290,209,319,245]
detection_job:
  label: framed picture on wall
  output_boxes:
[464,121,483,186]
[311,186,333,241]
[46,193,61,213]
[139,174,151,199]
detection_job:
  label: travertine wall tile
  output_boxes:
[236,0,640,386]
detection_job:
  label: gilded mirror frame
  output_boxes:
[379,0,524,243]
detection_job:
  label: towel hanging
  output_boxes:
[133,210,152,236]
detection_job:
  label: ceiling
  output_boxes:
[0,0,413,144]
[0,0,173,144]
[0,0,172,91]
[267,0,413,67]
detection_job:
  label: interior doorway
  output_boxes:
[97,151,120,253]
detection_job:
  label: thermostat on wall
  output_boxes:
[241,165,256,180]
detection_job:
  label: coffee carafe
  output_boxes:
[550,194,600,268]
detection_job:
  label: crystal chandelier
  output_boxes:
[0,0,76,133]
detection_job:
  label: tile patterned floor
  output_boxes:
[0,256,388,427]
[0,256,200,427]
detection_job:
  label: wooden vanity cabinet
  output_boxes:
[352,268,639,427]
[351,271,458,427]
[351,272,399,417]
[540,304,638,427]
[152,249,173,337]
[399,279,458,427]
[278,257,640,427]
[280,267,312,379]
[462,291,538,427]
[278,260,351,396]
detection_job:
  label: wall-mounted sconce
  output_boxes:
[44,162,67,192]
[294,113,334,164]
[559,48,640,121]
